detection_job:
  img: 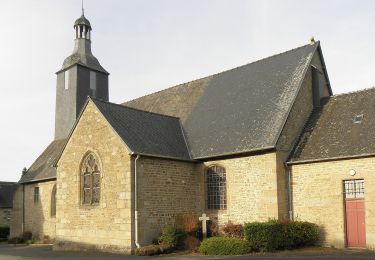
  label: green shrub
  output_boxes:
[199,237,250,255]
[157,225,186,248]
[287,221,319,247]
[244,220,320,252]
[244,221,283,252]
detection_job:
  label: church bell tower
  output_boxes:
[55,10,109,140]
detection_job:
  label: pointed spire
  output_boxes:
[82,0,84,16]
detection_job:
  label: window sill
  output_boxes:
[79,203,100,209]
[205,208,228,213]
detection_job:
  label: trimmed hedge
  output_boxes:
[199,237,250,255]
[244,220,319,252]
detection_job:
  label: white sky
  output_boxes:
[1,0,374,182]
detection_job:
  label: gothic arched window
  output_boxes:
[81,153,101,205]
[207,165,227,210]
[51,184,56,217]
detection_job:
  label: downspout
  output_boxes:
[134,154,140,248]
[285,163,293,221]
[22,184,25,233]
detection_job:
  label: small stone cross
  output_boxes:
[199,213,210,239]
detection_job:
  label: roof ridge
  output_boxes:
[122,74,213,105]
[91,97,182,120]
[123,42,319,104]
[177,120,192,159]
[331,86,375,98]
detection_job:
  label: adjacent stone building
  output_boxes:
[0,182,17,227]
[11,10,375,254]
[289,89,375,249]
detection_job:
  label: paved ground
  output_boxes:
[1,244,375,259]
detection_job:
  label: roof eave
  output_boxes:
[19,177,57,184]
[130,152,196,162]
[55,63,110,75]
[287,152,375,166]
[194,146,276,161]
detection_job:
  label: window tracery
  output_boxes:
[81,153,101,205]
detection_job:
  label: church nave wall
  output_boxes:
[136,157,200,245]
[200,152,282,226]
[10,181,60,242]
[55,101,133,254]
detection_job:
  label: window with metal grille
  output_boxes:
[34,187,39,203]
[207,165,227,210]
[81,153,101,205]
[353,114,364,124]
[344,179,364,199]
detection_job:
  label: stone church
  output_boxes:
[10,11,375,253]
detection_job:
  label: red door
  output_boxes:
[344,179,366,248]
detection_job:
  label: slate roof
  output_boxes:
[59,50,108,75]
[92,98,191,160]
[0,182,17,208]
[26,42,323,183]
[290,87,375,164]
[125,42,320,159]
[19,139,66,183]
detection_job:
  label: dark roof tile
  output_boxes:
[19,139,66,183]
[0,182,17,208]
[290,87,375,163]
[92,99,192,160]
[125,43,319,158]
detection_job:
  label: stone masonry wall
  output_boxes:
[275,50,331,221]
[292,157,375,249]
[10,185,22,238]
[10,181,56,240]
[24,181,56,240]
[0,208,12,226]
[55,101,133,254]
[137,157,200,245]
[199,152,282,226]
[276,51,331,162]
